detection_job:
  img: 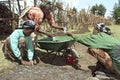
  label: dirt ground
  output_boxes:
[0,40,119,80]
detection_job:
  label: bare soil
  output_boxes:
[0,31,119,80]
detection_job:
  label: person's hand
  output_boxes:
[29,60,34,65]
[63,27,67,33]
[20,59,29,65]
[61,27,64,30]
[35,25,39,31]
[20,59,33,65]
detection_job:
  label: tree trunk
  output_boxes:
[24,0,27,8]
[8,0,11,10]
[34,0,37,7]
[12,0,15,31]
[16,0,21,14]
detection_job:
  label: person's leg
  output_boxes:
[88,48,115,73]
[16,37,33,65]
[2,37,17,61]
[18,37,28,61]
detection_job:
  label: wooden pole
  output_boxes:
[24,0,27,8]
[12,0,15,31]
[34,0,37,7]
[8,0,11,10]
[17,0,21,14]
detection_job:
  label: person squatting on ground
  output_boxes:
[19,2,66,42]
[88,23,113,75]
[67,30,120,77]
[2,20,36,65]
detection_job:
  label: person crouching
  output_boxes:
[2,20,35,65]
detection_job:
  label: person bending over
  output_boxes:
[19,2,66,41]
[67,32,120,77]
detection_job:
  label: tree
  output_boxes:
[91,4,106,16]
[8,0,11,10]
[113,0,120,24]
[16,0,21,14]
[24,0,27,8]
[118,0,120,7]
[34,0,37,7]
[73,7,77,13]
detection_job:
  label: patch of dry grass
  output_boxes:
[109,25,120,40]
[0,43,15,74]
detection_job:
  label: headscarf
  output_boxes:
[95,23,111,35]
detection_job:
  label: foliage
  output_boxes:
[0,3,18,35]
[0,0,113,36]
[112,0,120,24]
[72,7,77,13]
[91,4,106,16]
[109,25,120,40]
[39,0,112,33]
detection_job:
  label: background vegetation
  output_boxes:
[0,0,120,35]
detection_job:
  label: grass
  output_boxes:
[0,43,15,74]
[0,24,120,74]
[88,24,120,40]
[109,25,120,40]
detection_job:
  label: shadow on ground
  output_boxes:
[34,49,83,70]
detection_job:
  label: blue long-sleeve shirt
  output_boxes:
[10,29,34,60]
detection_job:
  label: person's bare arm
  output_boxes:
[47,12,64,30]
[37,29,53,38]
